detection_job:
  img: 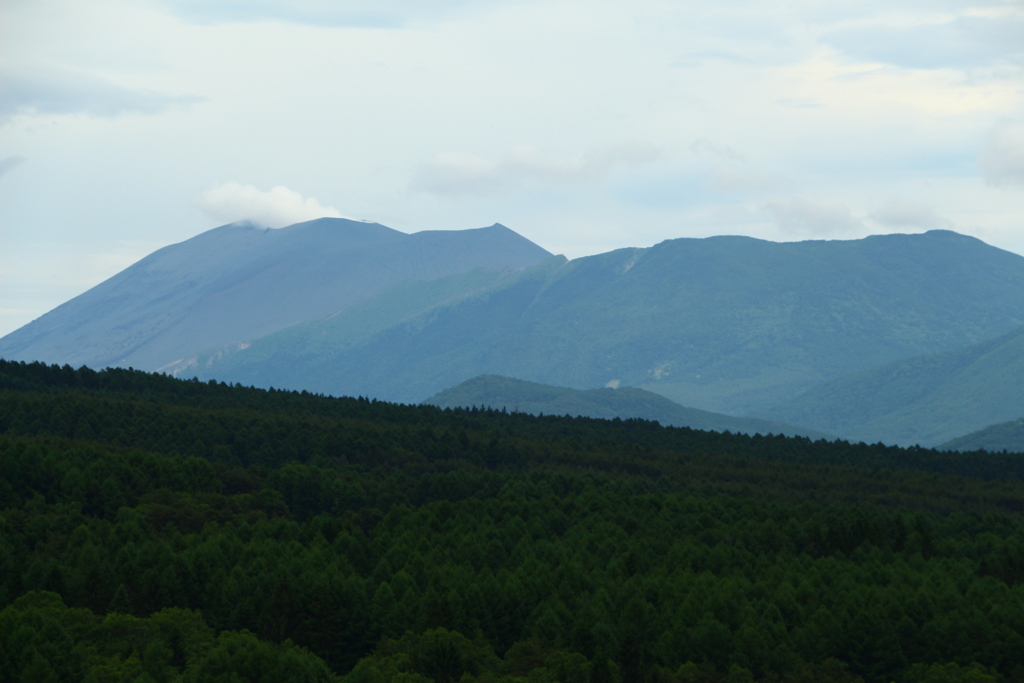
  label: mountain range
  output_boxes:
[0,218,551,372]
[4,220,1024,448]
[168,229,1024,416]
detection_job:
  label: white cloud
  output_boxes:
[868,197,952,230]
[412,144,662,196]
[0,156,26,180]
[0,65,204,123]
[194,182,346,228]
[763,196,861,236]
[981,120,1024,189]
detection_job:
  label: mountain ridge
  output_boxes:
[8,225,1024,441]
[180,229,1024,412]
[0,218,552,371]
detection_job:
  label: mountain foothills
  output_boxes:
[425,375,832,440]
[4,220,1024,446]
[760,325,1024,447]
[941,417,1024,453]
[3,360,1024,683]
[0,218,552,372]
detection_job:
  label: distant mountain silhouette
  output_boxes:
[425,375,832,440]
[0,218,552,371]
[175,230,1024,415]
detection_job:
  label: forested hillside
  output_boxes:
[425,375,830,439]
[2,359,1024,682]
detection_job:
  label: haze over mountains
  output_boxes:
[4,219,1024,449]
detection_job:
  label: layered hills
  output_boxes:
[5,224,1024,445]
[761,324,1024,447]
[424,374,832,440]
[0,218,552,371]
[941,416,1024,453]
[178,230,1024,414]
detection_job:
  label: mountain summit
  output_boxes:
[0,218,552,371]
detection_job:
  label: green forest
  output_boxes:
[2,359,1024,683]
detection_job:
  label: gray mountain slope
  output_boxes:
[0,218,552,371]
[162,264,541,383]
[759,324,1024,447]
[187,230,1024,413]
[424,375,833,440]
[940,417,1024,453]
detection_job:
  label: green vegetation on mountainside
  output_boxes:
[425,375,831,440]
[189,230,1024,415]
[166,266,532,383]
[3,359,1024,683]
[760,325,1024,447]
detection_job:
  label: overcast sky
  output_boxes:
[1,0,1023,338]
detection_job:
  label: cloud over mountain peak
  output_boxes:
[195,182,347,228]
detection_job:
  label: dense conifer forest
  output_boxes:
[2,359,1024,682]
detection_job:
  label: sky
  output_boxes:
[1,0,1023,338]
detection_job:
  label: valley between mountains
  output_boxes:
[3,218,1024,449]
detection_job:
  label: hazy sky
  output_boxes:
[1,0,1023,338]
